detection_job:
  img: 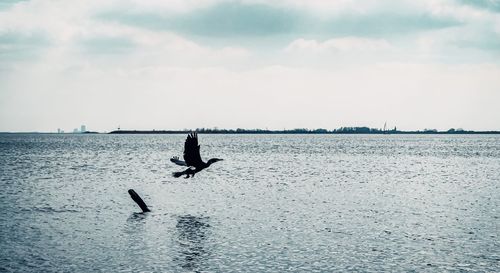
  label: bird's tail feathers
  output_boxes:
[172,171,185,178]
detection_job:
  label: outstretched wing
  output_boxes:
[170,156,187,166]
[183,132,204,167]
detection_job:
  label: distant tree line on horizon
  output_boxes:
[109,127,499,134]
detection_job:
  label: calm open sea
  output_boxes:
[0,134,499,272]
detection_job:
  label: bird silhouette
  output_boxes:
[171,132,223,178]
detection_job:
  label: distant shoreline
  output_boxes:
[107,129,500,135]
[2,128,500,135]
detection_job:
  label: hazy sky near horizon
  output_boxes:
[1,0,499,132]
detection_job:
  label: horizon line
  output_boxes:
[2,126,500,134]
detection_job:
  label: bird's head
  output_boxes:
[207,158,223,165]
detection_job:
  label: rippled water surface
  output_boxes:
[0,134,499,272]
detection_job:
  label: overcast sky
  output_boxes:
[1,0,499,132]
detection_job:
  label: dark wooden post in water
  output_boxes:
[128,189,151,212]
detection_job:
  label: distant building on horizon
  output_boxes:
[81,125,86,133]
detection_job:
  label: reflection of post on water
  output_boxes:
[125,212,147,235]
[175,215,211,272]
[123,212,149,271]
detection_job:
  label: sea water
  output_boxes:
[0,134,499,272]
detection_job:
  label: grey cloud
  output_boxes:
[0,32,50,61]
[0,0,29,10]
[454,33,500,52]
[322,13,460,38]
[97,2,461,39]
[456,0,500,12]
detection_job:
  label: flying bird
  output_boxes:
[171,132,223,178]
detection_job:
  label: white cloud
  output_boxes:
[284,37,392,53]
